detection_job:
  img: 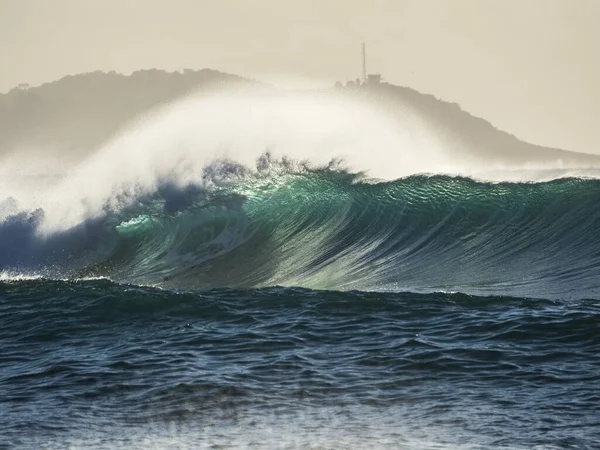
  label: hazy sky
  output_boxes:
[1,0,598,153]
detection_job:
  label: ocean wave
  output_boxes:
[2,158,600,299]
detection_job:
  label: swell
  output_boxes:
[3,280,599,449]
[2,168,600,298]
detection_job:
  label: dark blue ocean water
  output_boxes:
[2,173,600,448]
[1,281,599,449]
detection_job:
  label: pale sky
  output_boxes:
[1,0,598,153]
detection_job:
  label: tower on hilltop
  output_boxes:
[362,43,367,83]
[362,43,382,85]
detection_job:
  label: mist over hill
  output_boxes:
[356,83,600,167]
[1,68,598,169]
[0,69,253,160]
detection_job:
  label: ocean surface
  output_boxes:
[2,169,600,449]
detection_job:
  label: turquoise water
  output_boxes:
[2,170,600,448]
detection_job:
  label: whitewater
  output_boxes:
[1,88,599,449]
[2,89,600,296]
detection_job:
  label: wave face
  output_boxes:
[3,163,600,299]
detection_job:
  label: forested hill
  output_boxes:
[355,82,600,166]
[0,69,252,158]
[1,69,598,167]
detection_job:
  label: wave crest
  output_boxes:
[2,157,600,299]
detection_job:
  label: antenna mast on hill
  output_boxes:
[362,43,367,83]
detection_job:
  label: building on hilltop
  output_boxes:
[367,73,382,85]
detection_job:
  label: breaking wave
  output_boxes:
[2,90,600,299]
[2,157,600,300]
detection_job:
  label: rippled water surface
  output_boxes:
[2,280,599,449]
